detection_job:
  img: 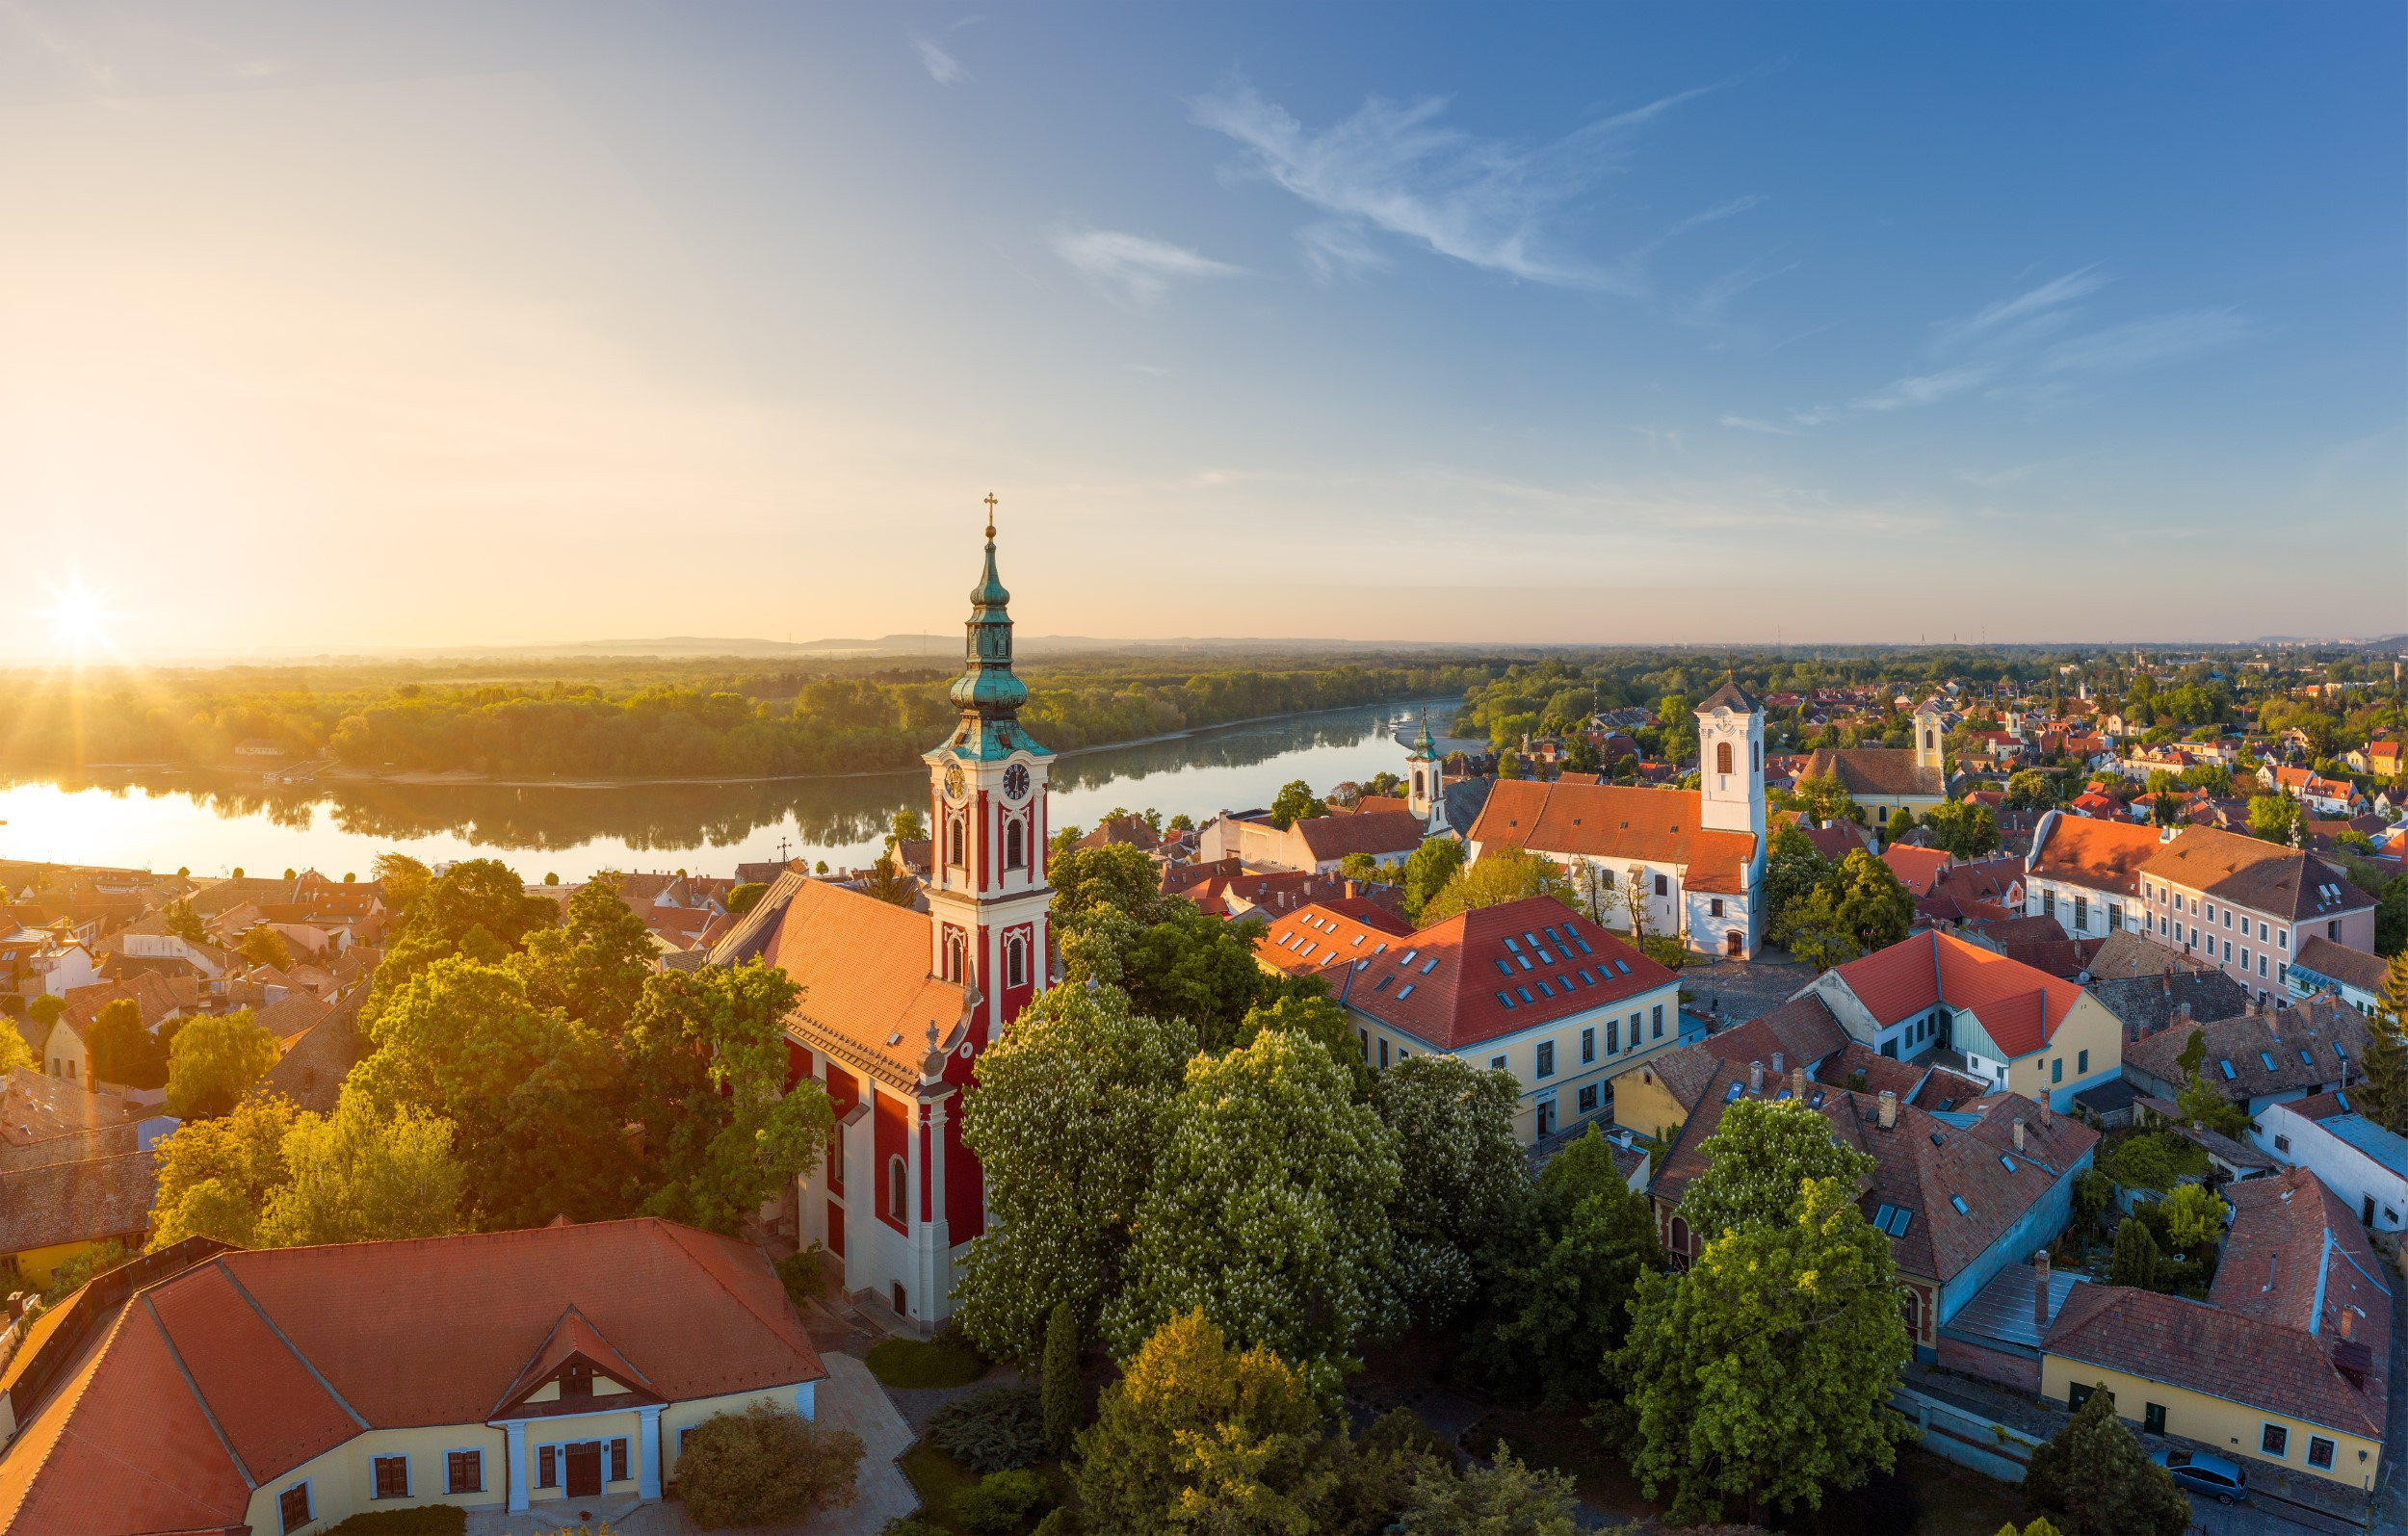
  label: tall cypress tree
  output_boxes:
[2021,1389,2189,1536]
[1041,1299,1084,1457]
[2107,1215,2160,1291]
[2357,952,2408,1134]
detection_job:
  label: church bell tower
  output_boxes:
[1694,679,1767,847]
[924,496,1054,1040]
[1406,708,1446,834]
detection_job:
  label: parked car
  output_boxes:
[2152,1448,2250,1505]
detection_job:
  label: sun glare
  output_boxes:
[49,583,112,658]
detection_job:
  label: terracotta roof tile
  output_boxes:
[1471,781,1756,892]
[720,876,974,1086]
[1799,746,1946,799]
[2140,826,2373,921]
[1832,930,2086,1055]
[1257,900,1416,977]
[1321,897,1679,1052]
[2028,814,2164,897]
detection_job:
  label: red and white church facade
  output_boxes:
[712,509,1052,1329]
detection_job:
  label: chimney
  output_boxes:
[2013,1118,2027,1152]
[1749,1060,1765,1093]
[1344,878,1359,900]
[2174,1002,2192,1028]
[1792,1065,1808,1099]
[1878,1089,1898,1130]
[2341,1307,2356,1341]
[2034,1250,2053,1327]
[1772,1050,1786,1076]
[2039,1095,2054,1130]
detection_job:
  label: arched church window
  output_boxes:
[943,928,966,982]
[1004,819,1025,871]
[1413,768,1424,795]
[947,816,967,870]
[889,1156,908,1221]
[1924,729,1934,751]
[1752,740,1760,772]
[1669,1215,1690,1257]
[1716,742,1734,775]
[1006,934,1027,988]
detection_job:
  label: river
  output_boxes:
[0,699,1477,882]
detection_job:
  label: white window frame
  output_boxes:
[370,1452,410,1500]
[444,1445,485,1495]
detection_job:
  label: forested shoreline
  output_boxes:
[0,657,1502,781]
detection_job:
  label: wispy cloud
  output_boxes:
[1854,364,1994,411]
[1188,77,1735,290]
[1934,267,2107,349]
[1050,227,1243,308]
[910,34,968,84]
[2044,307,2253,374]
[1296,221,1390,283]
[1673,254,1798,331]
[1720,414,1801,436]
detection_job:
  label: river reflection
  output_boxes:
[0,699,1466,881]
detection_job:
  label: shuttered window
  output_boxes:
[373,1456,409,1500]
[446,1449,483,1494]
[611,1438,630,1482]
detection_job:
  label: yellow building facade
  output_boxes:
[2039,1357,2382,1492]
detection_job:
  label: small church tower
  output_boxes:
[923,496,1054,1041]
[1913,700,1946,775]
[1694,679,1766,848]
[1406,708,1446,835]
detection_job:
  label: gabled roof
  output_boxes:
[493,1304,657,1416]
[2027,814,2163,897]
[0,1218,824,1535]
[1292,810,1430,863]
[1328,897,1679,1052]
[1799,746,1946,799]
[0,1070,144,1151]
[0,1151,156,1255]
[717,873,973,1086]
[2140,826,2373,920]
[2124,1000,2366,1103]
[1654,1060,2096,1286]
[1469,781,1755,892]
[1636,994,1852,1118]
[2046,1167,2389,1439]
[2292,935,2391,996]
[1880,846,1953,897]
[1829,930,2086,1055]
[1256,900,1415,977]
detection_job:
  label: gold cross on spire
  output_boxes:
[983,492,998,540]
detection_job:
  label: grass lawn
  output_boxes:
[899,1440,1072,1534]
[867,1333,989,1390]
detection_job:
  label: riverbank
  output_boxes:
[34,696,1464,794]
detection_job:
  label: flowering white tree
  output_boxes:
[1374,1054,1530,1325]
[954,981,1192,1360]
[1105,1028,1401,1376]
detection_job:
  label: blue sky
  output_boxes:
[0,3,2399,654]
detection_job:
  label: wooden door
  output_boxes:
[565,1441,603,1497]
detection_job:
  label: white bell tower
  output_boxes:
[1914,700,1946,774]
[1694,680,1766,846]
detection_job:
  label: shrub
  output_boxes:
[775,1245,826,1308]
[878,1522,949,1536]
[955,1468,1050,1534]
[1041,1299,1083,1456]
[674,1401,863,1529]
[325,1508,467,1535]
[1031,1510,1081,1535]
[930,1383,1047,1473]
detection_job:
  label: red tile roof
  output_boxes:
[1292,810,1431,863]
[1257,899,1416,977]
[1470,780,1756,893]
[1319,897,1679,1052]
[1830,930,2085,1055]
[720,873,974,1086]
[2046,1168,2389,1439]
[1880,846,1954,897]
[2140,826,2373,922]
[0,1218,824,1535]
[2028,815,2162,897]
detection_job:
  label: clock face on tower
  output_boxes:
[943,763,967,801]
[1003,763,1030,802]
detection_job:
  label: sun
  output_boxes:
[49,583,111,657]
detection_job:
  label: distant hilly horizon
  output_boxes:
[12,632,2403,668]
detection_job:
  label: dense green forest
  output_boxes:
[0,655,1501,781]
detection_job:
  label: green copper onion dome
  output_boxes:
[950,499,1028,716]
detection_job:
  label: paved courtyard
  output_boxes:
[1674,949,1815,1029]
